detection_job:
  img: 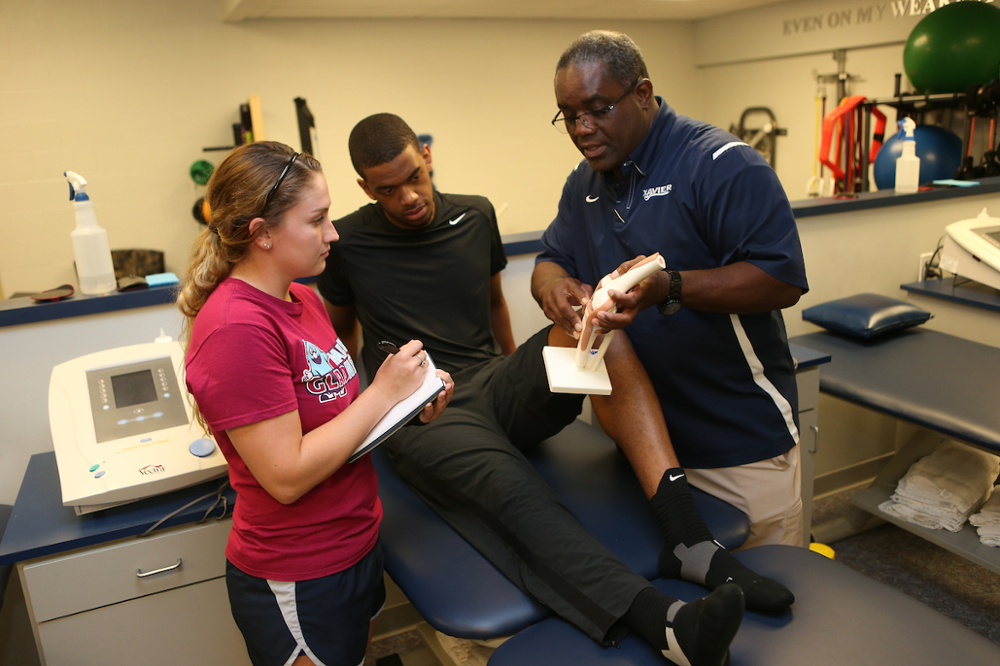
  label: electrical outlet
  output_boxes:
[917,252,934,281]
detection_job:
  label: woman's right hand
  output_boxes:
[370,339,428,402]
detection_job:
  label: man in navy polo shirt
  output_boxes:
[534,31,809,558]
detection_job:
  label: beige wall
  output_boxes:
[0,1,699,295]
[694,0,938,65]
[3,0,979,293]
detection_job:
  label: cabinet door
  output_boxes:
[799,409,818,547]
[37,577,251,666]
[795,366,820,411]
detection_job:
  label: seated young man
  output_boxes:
[318,113,794,666]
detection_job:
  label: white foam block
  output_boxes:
[542,346,613,395]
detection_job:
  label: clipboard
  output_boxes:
[349,354,445,463]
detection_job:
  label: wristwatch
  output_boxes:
[657,269,683,315]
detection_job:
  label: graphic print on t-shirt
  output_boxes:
[301,338,358,403]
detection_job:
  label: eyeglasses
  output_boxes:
[260,152,300,215]
[551,79,644,134]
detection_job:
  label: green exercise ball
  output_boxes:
[903,2,1000,94]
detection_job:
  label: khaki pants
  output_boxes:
[686,444,803,549]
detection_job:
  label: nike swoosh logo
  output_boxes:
[585,195,600,203]
[669,473,684,482]
[449,213,466,225]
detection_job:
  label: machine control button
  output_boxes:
[89,464,100,472]
[94,471,105,479]
[189,438,216,458]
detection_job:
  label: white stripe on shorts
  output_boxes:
[728,314,799,444]
[267,579,329,666]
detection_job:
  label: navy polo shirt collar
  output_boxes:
[626,97,675,178]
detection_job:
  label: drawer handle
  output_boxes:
[136,558,182,578]
[809,424,820,454]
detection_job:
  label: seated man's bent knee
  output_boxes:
[547,325,578,348]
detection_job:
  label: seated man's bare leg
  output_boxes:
[551,327,795,614]
[547,325,675,493]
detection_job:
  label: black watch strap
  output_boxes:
[657,269,682,315]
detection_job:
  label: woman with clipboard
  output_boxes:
[179,141,452,666]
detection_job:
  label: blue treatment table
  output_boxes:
[373,418,750,640]
[489,544,1000,666]
[376,343,1000,666]
[789,328,1000,574]
[789,329,1000,453]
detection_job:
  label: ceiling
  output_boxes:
[222,0,787,22]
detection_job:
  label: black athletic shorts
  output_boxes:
[226,541,385,666]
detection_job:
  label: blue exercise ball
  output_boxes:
[872,125,963,190]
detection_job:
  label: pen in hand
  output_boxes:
[378,340,428,367]
[377,340,402,355]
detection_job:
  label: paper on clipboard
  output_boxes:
[349,354,445,463]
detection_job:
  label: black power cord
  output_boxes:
[923,236,946,280]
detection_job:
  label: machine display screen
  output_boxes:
[983,229,1000,246]
[110,369,158,408]
[86,357,188,444]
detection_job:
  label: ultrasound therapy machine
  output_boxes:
[940,207,1000,290]
[48,335,227,514]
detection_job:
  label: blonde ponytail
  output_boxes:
[178,227,233,346]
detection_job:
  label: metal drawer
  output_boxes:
[22,518,231,622]
[36,577,251,666]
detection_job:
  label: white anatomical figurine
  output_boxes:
[575,253,666,370]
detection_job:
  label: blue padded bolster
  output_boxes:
[489,544,1000,666]
[374,419,750,639]
[789,329,1000,454]
[801,292,931,339]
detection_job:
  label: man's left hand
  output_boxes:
[593,256,669,330]
[418,370,454,424]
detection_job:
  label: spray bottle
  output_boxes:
[65,171,117,294]
[894,118,920,194]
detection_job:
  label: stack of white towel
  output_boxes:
[878,440,1000,533]
[970,490,1000,547]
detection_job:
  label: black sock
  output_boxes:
[651,469,795,613]
[623,585,744,666]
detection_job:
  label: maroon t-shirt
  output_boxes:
[186,278,379,581]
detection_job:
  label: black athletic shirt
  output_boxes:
[318,191,507,378]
